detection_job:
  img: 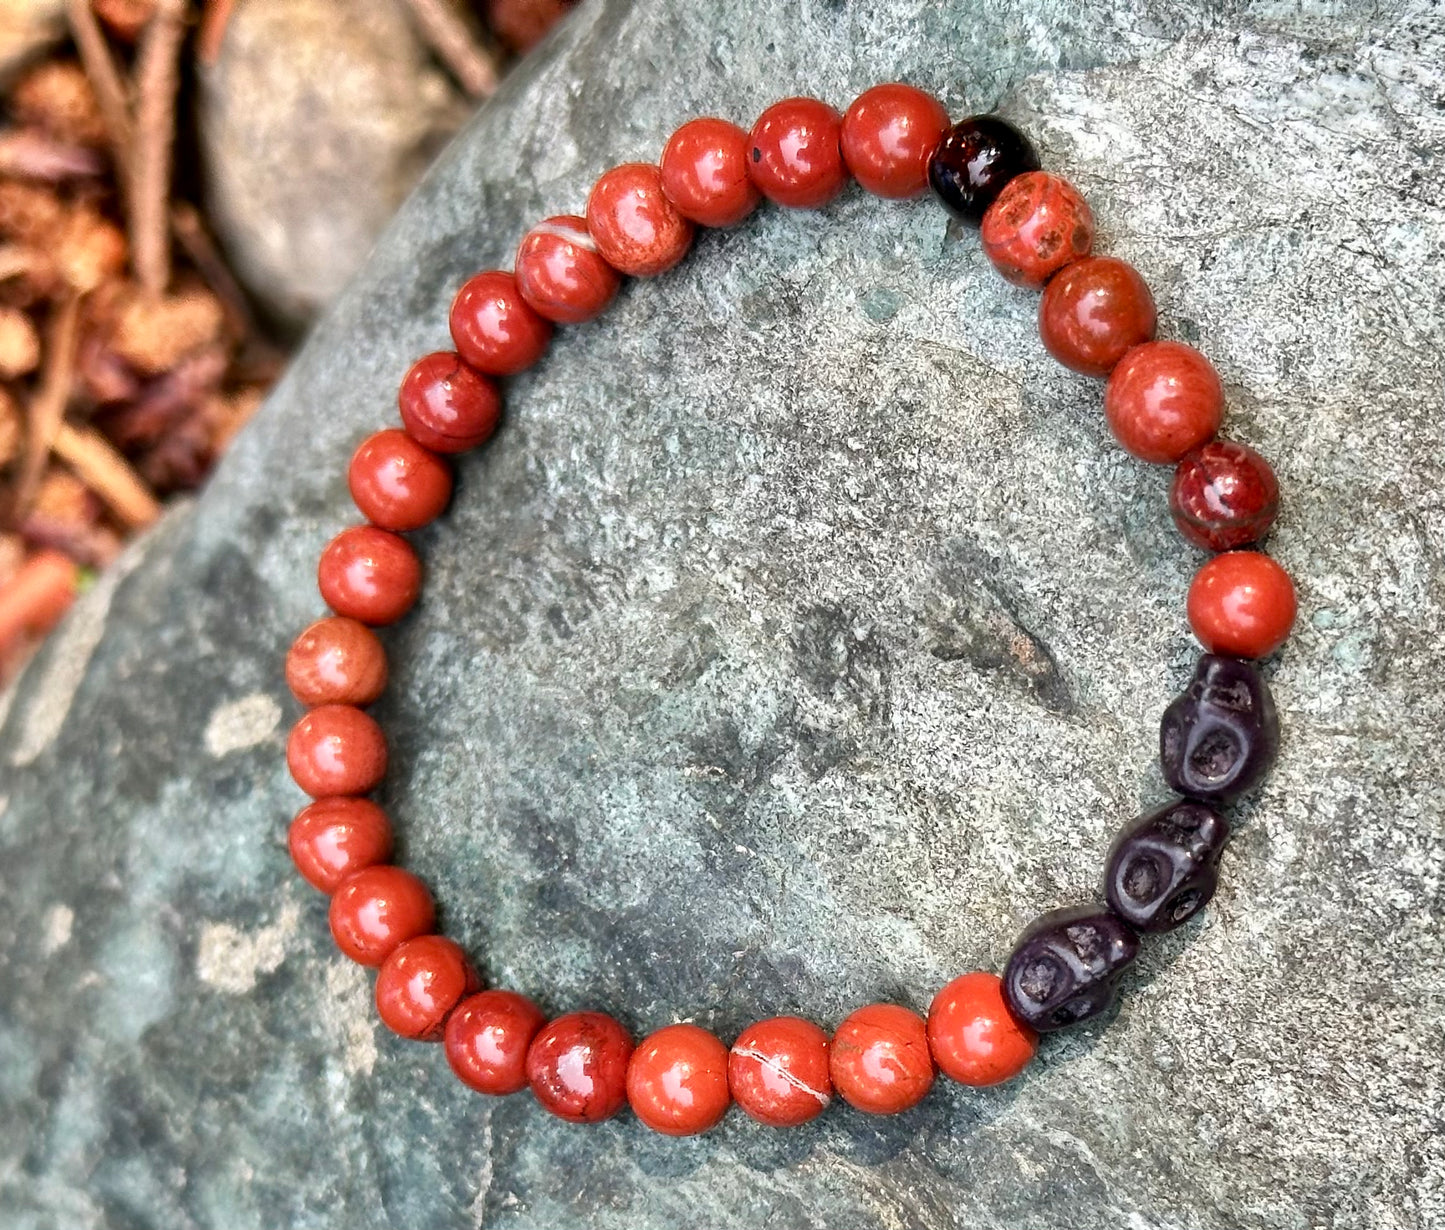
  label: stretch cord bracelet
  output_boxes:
[282,85,1296,1133]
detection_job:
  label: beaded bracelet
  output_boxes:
[283,84,1295,1134]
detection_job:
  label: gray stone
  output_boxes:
[3,1,1444,1228]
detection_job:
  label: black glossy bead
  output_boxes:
[1103,800,1230,932]
[1160,654,1279,803]
[927,114,1041,226]
[1001,904,1140,1033]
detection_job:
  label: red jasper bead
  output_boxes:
[348,429,452,532]
[586,162,694,277]
[660,117,761,228]
[285,615,388,708]
[748,96,848,209]
[829,1003,935,1115]
[449,270,553,377]
[445,989,548,1095]
[1187,550,1298,659]
[398,351,501,454]
[981,170,1095,289]
[626,1023,731,1136]
[514,214,621,324]
[926,971,1038,1087]
[840,83,950,200]
[526,1011,634,1123]
[1171,440,1280,551]
[1039,255,1157,378]
[727,1015,832,1127]
[286,704,388,798]
[375,935,480,1041]
[288,796,393,893]
[317,526,421,626]
[328,865,435,966]
[1105,340,1224,464]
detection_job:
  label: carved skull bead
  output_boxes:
[1160,654,1279,802]
[1103,800,1230,932]
[1001,904,1140,1032]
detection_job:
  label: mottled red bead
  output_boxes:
[375,935,480,1041]
[840,83,950,200]
[286,704,388,798]
[398,351,501,454]
[748,96,848,209]
[626,1023,731,1136]
[586,163,694,277]
[660,117,761,228]
[829,1003,934,1115]
[728,1015,832,1127]
[926,972,1038,1087]
[1105,340,1223,464]
[514,215,621,324]
[1171,440,1280,551]
[526,1011,634,1123]
[288,796,393,893]
[449,270,553,376]
[285,615,388,708]
[1039,255,1157,377]
[348,429,452,531]
[317,526,421,626]
[445,989,547,1096]
[981,171,1095,289]
[1187,550,1298,659]
[328,865,435,966]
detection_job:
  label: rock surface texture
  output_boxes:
[3,2,1444,1228]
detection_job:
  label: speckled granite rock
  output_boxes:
[3,2,1444,1228]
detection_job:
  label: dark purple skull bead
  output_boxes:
[1160,654,1279,802]
[1103,800,1230,932]
[1001,904,1140,1032]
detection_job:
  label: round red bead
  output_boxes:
[375,935,480,1041]
[449,270,553,377]
[445,989,547,1096]
[514,214,621,324]
[586,163,694,278]
[829,1003,934,1115]
[626,1023,731,1136]
[748,96,848,209]
[286,704,388,798]
[348,429,452,531]
[1187,550,1298,659]
[285,615,388,708]
[526,1011,634,1123]
[1171,440,1280,551]
[926,971,1038,1088]
[288,796,393,893]
[398,351,501,454]
[1104,340,1224,464]
[981,170,1095,289]
[727,1015,831,1127]
[328,865,435,966]
[840,83,949,200]
[1039,255,1157,378]
[317,525,421,626]
[660,117,761,228]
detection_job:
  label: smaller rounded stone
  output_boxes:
[376,935,480,1041]
[328,865,435,966]
[1187,550,1298,659]
[1002,904,1140,1032]
[445,990,548,1096]
[927,972,1038,1087]
[514,215,621,324]
[288,796,393,893]
[1104,800,1231,932]
[449,270,554,377]
[1039,256,1157,378]
[586,162,695,277]
[660,117,761,227]
[840,83,950,200]
[748,96,848,209]
[627,1023,731,1136]
[927,114,1040,225]
[286,704,388,798]
[317,526,421,626]
[728,1016,832,1127]
[980,170,1095,289]
[829,1003,934,1115]
[1104,341,1224,464]
[527,1012,634,1123]
[1170,440,1280,551]
[398,352,502,454]
[348,429,453,531]
[285,615,388,708]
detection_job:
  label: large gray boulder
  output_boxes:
[2,2,1442,1227]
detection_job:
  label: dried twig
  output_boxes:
[402,0,500,99]
[11,293,82,526]
[169,201,252,336]
[0,129,107,183]
[52,421,162,529]
[129,0,189,295]
[197,0,238,68]
[67,0,136,164]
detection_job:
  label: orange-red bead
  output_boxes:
[526,1011,634,1123]
[727,1015,832,1127]
[449,270,553,376]
[328,865,435,966]
[586,163,694,277]
[1039,255,1157,378]
[285,615,388,708]
[347,429,452,531]
[1171,440,1280,552]
[626,1023,731,1136]
[926,971,1038,1087]
[286,704,388,798]
[1187,550,1297,659]
[398,351,501,454]
[748,96,848,209]
[317,525,421,626]
[840,83,949,200]
[829,1003,934,1115]
[660,117,761,228]
[981,170,1095,289]
[514,215,621,324]
[288,796,393,893]
[1105,340,1224,464]
[375,935,480,1041]
[445,989,548,1095]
